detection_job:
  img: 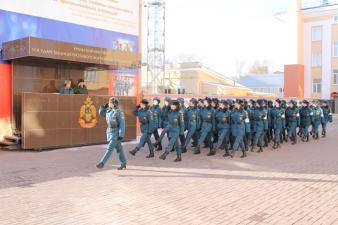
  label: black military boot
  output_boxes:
[181,146,187,153]
[96,162,104,169]
[306,134,309,142]
[240,151,247,158]
[250,146,255,152]
[174,154,182,162]
[272,142,278,149]
[159,151,169,160]
[146,151,154,158]
[117,164,126,170]
[207,147,216,156]
[316,133,319,140]
[223,150,231,157]
[257,146,263,153]
[194,145,201,154]
[129,147,139,156]
[322,130,326,137]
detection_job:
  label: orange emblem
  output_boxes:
[79,96,97,128]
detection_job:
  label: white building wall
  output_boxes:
[304,19,332,99]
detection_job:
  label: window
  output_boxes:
[312,53,322,67]
[334,42,338,57]
[312,27,322,41]
[333,70,338,84]
[84,70,97,82]
[312,79,322,93]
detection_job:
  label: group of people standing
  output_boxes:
[96,96,333,170]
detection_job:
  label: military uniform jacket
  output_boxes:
[312,107,323,122]
[99,106,125,141]
[285,107,300,127]
[215,108,231,130]
[270,107,285,129]
[251,107,268,132]
[150,105,162,129]
[299,107,313,126]
[167,109,185,135]
[230,109,250,136]
[161,105,171,128]
[133,107,156,133]
[198,106,216,132]
[321,107,333,123]
[186,106,200,129]
[180,106,188,130]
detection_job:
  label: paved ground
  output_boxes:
[0,118,338,225]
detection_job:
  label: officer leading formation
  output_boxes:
[97,97,333,169]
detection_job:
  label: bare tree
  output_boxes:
[249,60,271,74]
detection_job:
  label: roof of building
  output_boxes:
[201,80,249,90]
[239,73,284,88]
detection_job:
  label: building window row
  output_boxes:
[312,26,322,41]
[333,70,338,85]
[312,78,321,93]
[312,52,322,67]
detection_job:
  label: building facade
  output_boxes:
[299,0,338,99]
[142,62,275,97]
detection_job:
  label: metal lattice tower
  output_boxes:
[146,0,165,94]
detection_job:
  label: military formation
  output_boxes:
[96,96,333,170]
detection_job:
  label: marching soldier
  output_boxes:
[96,97,127,170]
[270,99,285,149]
[311,101,323,140]
[159,100,185,162]
[211,99,231,157]
[230,99,250,158]
[280,100,288,143]
[150,97,163,150]
[211,98,220,145]
[285,100,300,145]
[299,100,313,142]
[194,97,215,155]
[321,100,333,137]
[130,99,155,158]
[182,98,200,151]
[177,97,187,153]
[251,99,268,153]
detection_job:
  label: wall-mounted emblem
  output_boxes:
[79,96,97,128]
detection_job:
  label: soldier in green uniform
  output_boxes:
[285,100,300,145]
[270,99,285,149]
[96,97,126,170]
[311,101,323,140]
[182,98,200,151]
[230,99,250,158]
[130,99,156,158]
[194,97,215,155]
[299,100,313,142]
[150,97,162,150]
[251,99,268,152]
[320,100,333,137]
[159,100,185,162]
[211,99,232,157]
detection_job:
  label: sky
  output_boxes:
[142,0,294,77]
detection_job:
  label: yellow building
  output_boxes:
[296,0,338,99]
[142,62,275,97]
